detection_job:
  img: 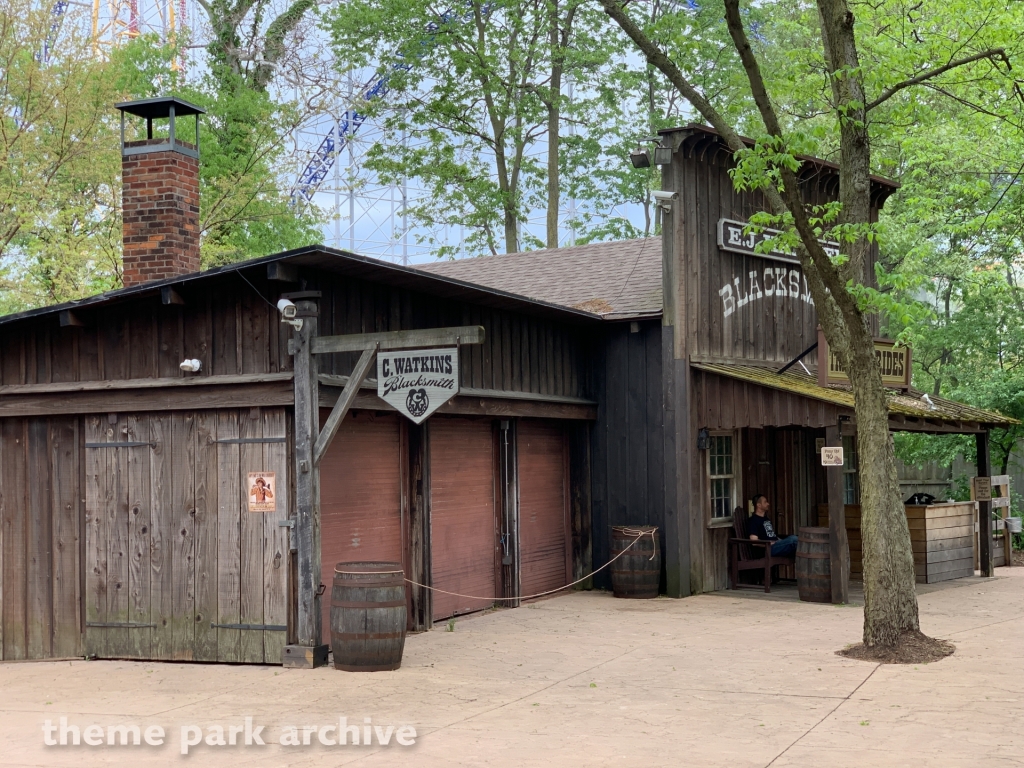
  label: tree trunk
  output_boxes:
[545,0,563,250]
[816,0,920,646]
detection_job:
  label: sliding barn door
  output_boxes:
[517,421,570,598]
[319,411,404,641]
[429,417,498,621]
[84,407,289,663]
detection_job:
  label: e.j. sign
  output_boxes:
[377,347,459,423]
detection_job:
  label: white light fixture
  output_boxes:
[179,358,202,373]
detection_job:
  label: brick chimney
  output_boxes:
[116,97,205,287]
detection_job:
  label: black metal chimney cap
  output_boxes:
[115,96,206,120]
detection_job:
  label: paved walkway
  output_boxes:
[2,569,1022,767]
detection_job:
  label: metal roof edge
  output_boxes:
[0,245,604,328]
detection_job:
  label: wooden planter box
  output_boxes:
[818,502,976,584]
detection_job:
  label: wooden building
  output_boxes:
[421,124,1016,600]
[0,105,1015,665]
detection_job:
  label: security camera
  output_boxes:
[277,298,297,319]
[277,298,303,330]
[651,190,678,210]
[179,358,202,373]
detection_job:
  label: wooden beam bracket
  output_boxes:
[313,345,377,465]
[312,325,484,355]
[59,309,85,327]
[160,286,185,305]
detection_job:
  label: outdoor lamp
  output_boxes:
[653,145,673,165]
[697,427,710,450]
[630,147,651,168]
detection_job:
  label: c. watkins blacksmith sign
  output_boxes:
[377,347,459,423]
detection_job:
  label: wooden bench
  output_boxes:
[728,507,796,593]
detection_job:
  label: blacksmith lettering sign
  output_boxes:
[715,217,841,319]
[717,218,840,264]
[378,347,459,423]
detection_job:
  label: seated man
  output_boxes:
[747,494,798,558]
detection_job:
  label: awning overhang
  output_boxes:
[692,361,1018,434]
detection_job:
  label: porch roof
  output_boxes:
[691,361,1018,432]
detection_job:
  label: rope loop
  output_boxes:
[403,528,657,603]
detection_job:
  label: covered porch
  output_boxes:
[690,361,1017,600]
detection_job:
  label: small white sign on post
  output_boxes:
[821,446,844,466]
[377,347,459,424]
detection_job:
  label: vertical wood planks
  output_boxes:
[105,416,131,657]
[149,413,174,660]
[238,408,265,663]
[193,411,219,661]
[263,408,288,663]
[5,418,28,659]
[26,419,52,658]
[171,412,196,659]
[126,415,152,658]
[83,416,105,658]
[216,409,241,662]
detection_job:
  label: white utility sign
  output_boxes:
[821,446,844,466]
[377,347,459,424]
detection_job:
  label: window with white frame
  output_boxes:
[708,432,737,518]
[842,435,860,504]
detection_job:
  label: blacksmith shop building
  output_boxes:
[0,99,1013,664]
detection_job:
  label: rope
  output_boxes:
[402,527,658,603]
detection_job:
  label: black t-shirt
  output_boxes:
[747,514,777,541]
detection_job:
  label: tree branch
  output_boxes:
[866,48,1007,111]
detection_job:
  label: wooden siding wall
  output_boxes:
[0,270,590,401]
[590,321,666,591]
[0,417,83,660]
[307,274,589,398]
[667,142,881,367]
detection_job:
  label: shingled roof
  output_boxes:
[415,238,663,321]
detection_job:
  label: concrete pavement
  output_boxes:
[2,568,1022,767]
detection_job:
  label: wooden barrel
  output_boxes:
[796,528,831,603]
[330,562,407,672]
[610,526,661,599]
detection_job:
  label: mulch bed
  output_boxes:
[837,630,955,664]
[1013,549,1024,567]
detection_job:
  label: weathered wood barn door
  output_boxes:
[319,411,404,640]
[517,420,571,597]
[428,417,498,621]
[0,417,83,660]
[84,407,289,663]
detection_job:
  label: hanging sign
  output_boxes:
[821,447,844,466]
[377,347,459,424]
[817,328,911,390]
[972,476,992,502]
[247,472,276,512]
[717,218,840,265]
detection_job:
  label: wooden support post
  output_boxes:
[976,431,993,577]
[312,346,376,466]
[660,201,691,598]
[825,424,850,603]
[285,295,327,665]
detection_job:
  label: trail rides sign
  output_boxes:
[378,347,459,423]
[817,328,911,390]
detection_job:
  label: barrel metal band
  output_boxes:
[332,599,406,609]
